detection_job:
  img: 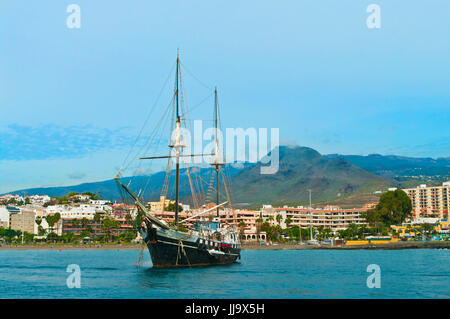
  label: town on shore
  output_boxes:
[0,181,449,248]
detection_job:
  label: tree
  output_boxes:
[238,221,246,240]
[420,223,436,240]
[365,190,412,228]
[81,217,89,228]
[119,231,137,242]
[165,202,183,212]
[35,216,46,236]
[45,213,61,234]
[93,212,102,223]
[276,214,282,225]
[285,217,292,228]
[102,217,120,242]
[82,192,99,200]
[255,217,263,242]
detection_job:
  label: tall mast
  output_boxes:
[214,87,220,217]
[174,50,181,225]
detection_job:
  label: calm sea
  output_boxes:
[0,249,448,298]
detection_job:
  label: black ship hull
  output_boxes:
[142,226,241,268]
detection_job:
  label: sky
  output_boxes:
[0,0,449,193]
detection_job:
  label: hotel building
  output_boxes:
[262,205,368,233]
[9,209,36,234]
[402,182,450,219]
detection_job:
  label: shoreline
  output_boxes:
[0,244,143,250]
[1,241,449,251]
[243,241,450,250]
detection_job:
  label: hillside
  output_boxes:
[5,146,392,207]
[325,153,450,181]
[230,146,389,206]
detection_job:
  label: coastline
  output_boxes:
[1,241,449,251]
[0,244,143,250]
[243,241,450,250]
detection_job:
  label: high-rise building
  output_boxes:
[9,209,36,234]
[402,182,450,219]
[262,205,368,232]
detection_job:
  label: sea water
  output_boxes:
[0,249,448,298]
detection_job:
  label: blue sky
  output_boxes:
[1,0,449,193]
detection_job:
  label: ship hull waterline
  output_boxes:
[142,227,241,268]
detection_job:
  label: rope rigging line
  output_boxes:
[120,62,176,172]
[180,60,213,91]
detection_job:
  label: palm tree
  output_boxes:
[93,212,102,223]
[238,221,246,241]
[102,217,120,242]
[285,217,292,228]
[276,214,282,226]
[45,213,61,236]
[255,217,263,243]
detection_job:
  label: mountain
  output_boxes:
[230,146,389,206]
[5,165,249,203]
[5,146,390,207]
[325,153,450,180]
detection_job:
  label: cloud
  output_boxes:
[0,124,149,161]
[279,138,298,148]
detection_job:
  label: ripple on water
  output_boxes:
[0,249,448,298]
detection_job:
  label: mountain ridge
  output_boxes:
[3,146,394,207]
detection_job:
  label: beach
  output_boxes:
[1,240,449,251]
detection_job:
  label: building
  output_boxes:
[391,218,449,240]
[146,203,266,242]
[70,194,91,202]
[262,205,368,233]
[402,182,450,219]
[27,195,51,205]
[9,209,36,234]
[0,194,24,205]
[45,203,111,219]
[112,204,136,219]
[61,218,133,237]
[0,206,10,228]
[147,196,174,212]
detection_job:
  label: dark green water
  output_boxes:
[0,249,448,298]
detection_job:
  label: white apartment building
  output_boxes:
[402,182,450,219]
[262,205,368,232]
[28,195,51,205]
[45,203,111,219]
[0,206,10,228]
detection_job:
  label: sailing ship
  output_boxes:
[115,51,241,268]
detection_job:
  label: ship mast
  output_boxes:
[173,49,182,225]
[213,87,223,218]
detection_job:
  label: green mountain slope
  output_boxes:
[5,146,391,207]
[230,146,389,206]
